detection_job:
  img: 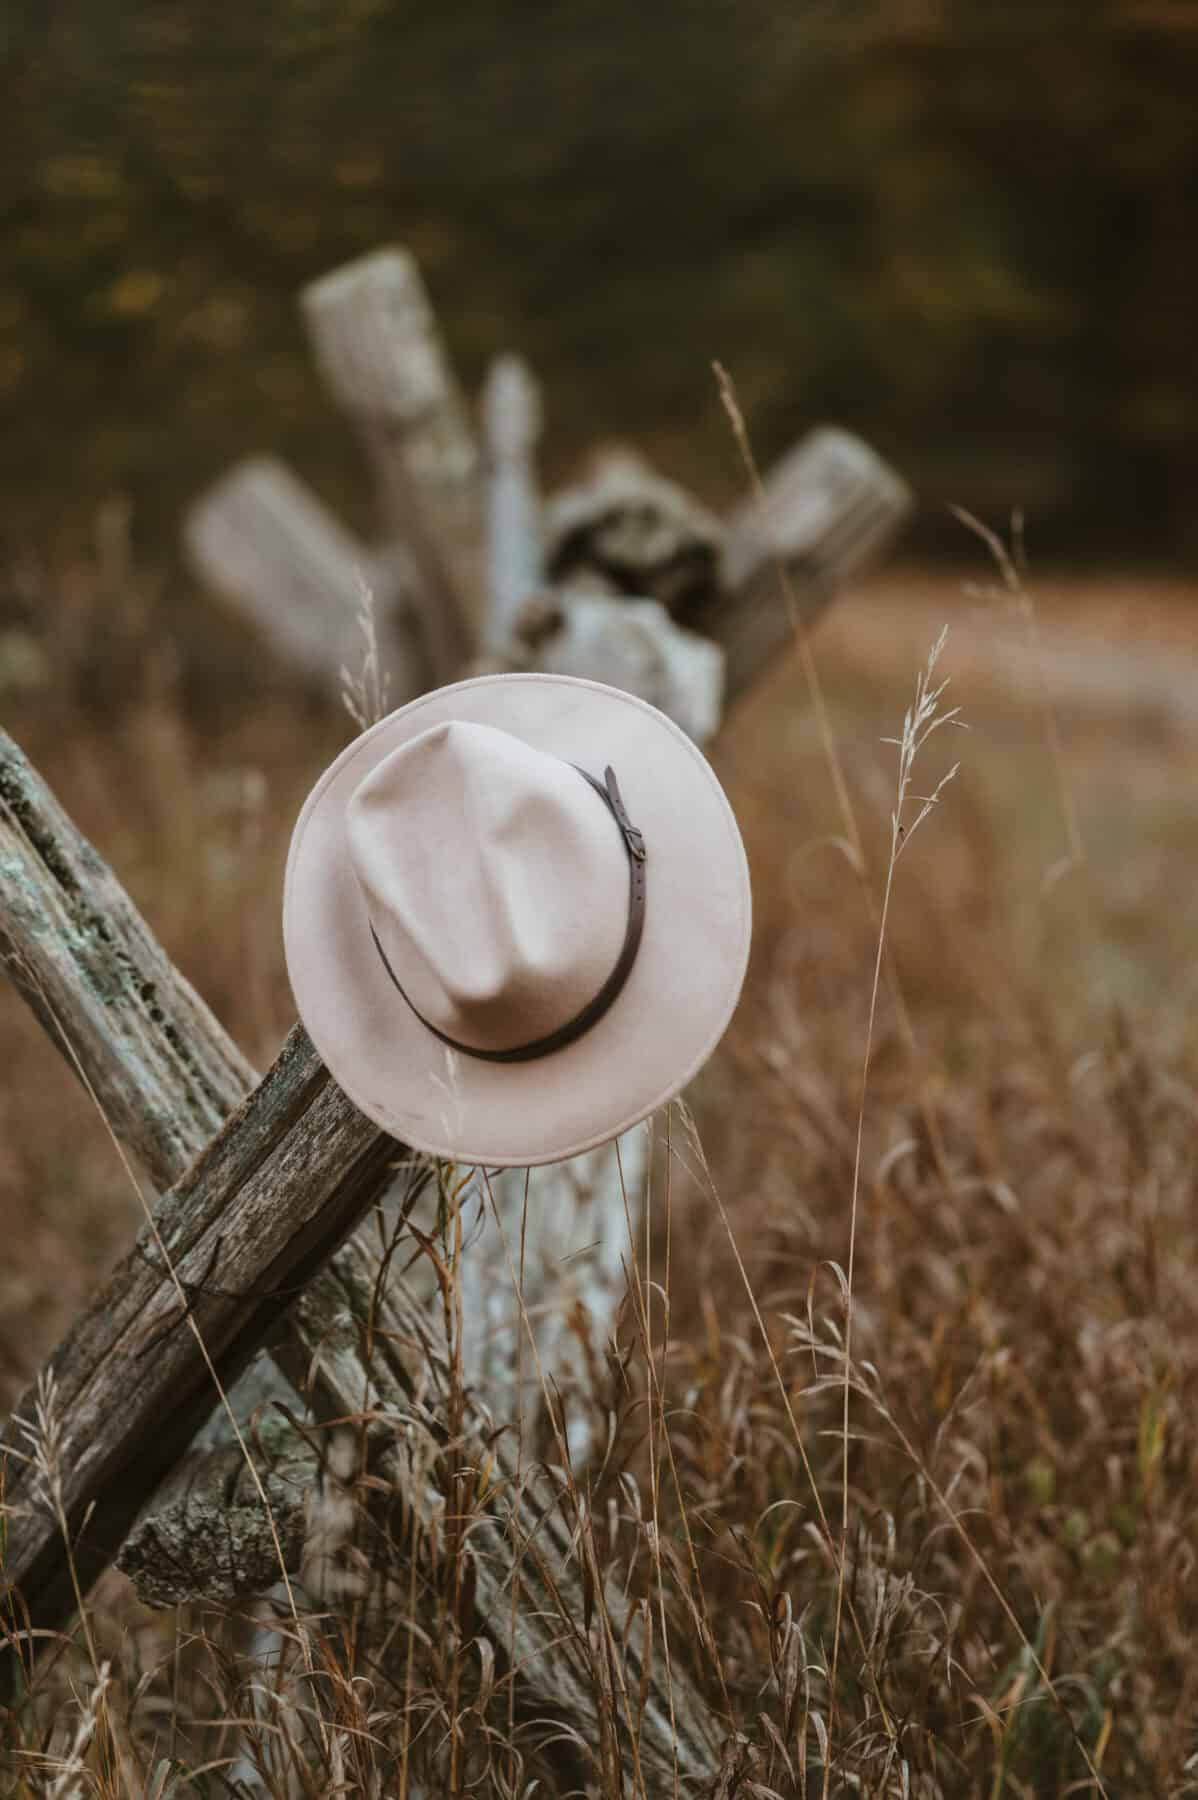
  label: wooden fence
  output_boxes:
[0,243,911,1787]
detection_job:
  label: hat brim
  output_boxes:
[283,673,751,1167]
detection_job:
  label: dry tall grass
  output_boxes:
[2,531,1196,1795]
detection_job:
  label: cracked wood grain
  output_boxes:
[0,1014,396,1642]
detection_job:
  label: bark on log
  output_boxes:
[300,248,479,678]
[116,1134,655,1591]
[480,353,543,654]
[116,1429,316,1609]
[134,1235,721,1786]
[183,457,419,706]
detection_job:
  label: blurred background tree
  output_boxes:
[2,0,1195,556]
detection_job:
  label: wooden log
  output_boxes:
[118,1121,658,1595]
[0,730,255,1183]
[480,353,543,653]
[706,425,913,694]
[183,457,419,705]
[300,248,479,678]
[1,722,368,1605]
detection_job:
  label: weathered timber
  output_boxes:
[706,425,913,694]
[301,248,479,678]
[185,243,912,723]
[0,730,255,1182]
[117,1430,316,1609]
[480,353,543,654]
[119,1129,657,1591]
[0,1018,397,1641]
[184,458,419,705]
[540,430,912,700]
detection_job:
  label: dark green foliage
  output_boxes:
[2,1,1195,550]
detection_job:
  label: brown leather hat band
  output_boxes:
[369,763,647,1065]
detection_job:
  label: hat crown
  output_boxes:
[346,721,630,1055]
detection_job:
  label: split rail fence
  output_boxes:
[0,244,911,1788]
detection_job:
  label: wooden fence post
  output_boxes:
[710,424,913,692]
[300,248,481,679]
[480,352,543,655]
[184,457,419,700]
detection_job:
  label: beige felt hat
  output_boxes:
[283,672,751,1167]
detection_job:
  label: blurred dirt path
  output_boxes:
[812,564,1198,736]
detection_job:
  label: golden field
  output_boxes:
[2,554,1197,1795]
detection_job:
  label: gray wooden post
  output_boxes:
[300,248,481,680]
[709,425,913,692]
[184,457,419,701]
[480,352,543,654]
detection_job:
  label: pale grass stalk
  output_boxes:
[951,506,1086,883]
[48,1661,110,1799]
[396,1447,422,1800]
[711,366,976,1762]
[640,1113,682,1800]
[714,366,960,1217]
[713,362,859,861]
[507,1167,531,1794]
[10,1657,112,1798]
[12,1372,134,1796]
[797,1319,1113,1797]
[828,628,960,1783]
[448,1168,465,1797]
[340,573,393,736]
[611,1130,733,1723]
[672,1100,897,1748]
